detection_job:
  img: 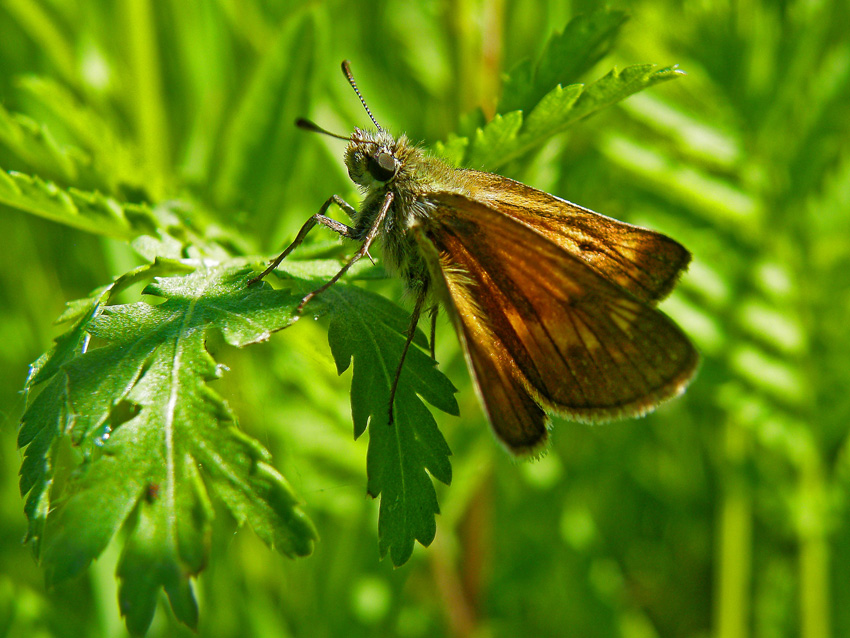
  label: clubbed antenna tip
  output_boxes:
[341,60,382,132]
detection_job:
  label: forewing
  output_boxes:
[418,192,698,448]
[462,171,691,304]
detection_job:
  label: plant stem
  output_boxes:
[714,418,752,638]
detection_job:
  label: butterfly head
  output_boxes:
[296,61,420,192]
[345,128,413,188]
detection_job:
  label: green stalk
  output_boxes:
[125,0,170,197]
[799,454,830,638]
[714,419,752,638]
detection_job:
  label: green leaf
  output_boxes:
[324,284,457,566]
[0,168,236,256]
[431,10,680,172]
[370,392,453,566]
[17,373,70,559]
[521,83,585,141]
[0,102,90,185]
[466,111,524,169]
[124,0,171,191]
[567,64,685,124]
[0,168,158,240]
[18,263,318,634]
[442,64,684,172]
[118,479,203,635]
[31,258,196,389]
[499,9,629,113]
[431,133,469,168]
[15,76,146,194]
[18,259,197,559]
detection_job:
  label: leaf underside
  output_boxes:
[19,264,319,633]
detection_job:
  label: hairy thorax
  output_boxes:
[345,130,471,296]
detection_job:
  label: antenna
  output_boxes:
[341,60,382,132]
[295,118,352,141]
[294,117,376,146]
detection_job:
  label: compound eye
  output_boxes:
[367,151,397,182]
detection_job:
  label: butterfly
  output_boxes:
[250,61,698,455]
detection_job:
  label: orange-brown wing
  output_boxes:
[414,192,698,455]
[461,170,691,304]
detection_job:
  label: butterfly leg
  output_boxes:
[332,196,358,220]
[388,280,429,425]
[247,195,359,286]
[331,197,375,264]
[428,305,439,360]
[296,191,394,313]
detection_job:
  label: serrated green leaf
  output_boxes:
[466,111,524,169]
[370,392,448,566]
[323,284,457,566]
[18,260,194,556]
[499,9,629,113]
[18,264,318,633]
[17,375,69,557]
[117,449,208,635]
[0,168,159,239]
[0,103,89,184]
[431,133,469,167]
[568,64,684,124]
[521,83,585,141]
[16,76,146,193]
[28,258,194,389]
[450,64,684,172]
[437,10,680,172]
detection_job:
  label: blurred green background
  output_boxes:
[1,0,849,636]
